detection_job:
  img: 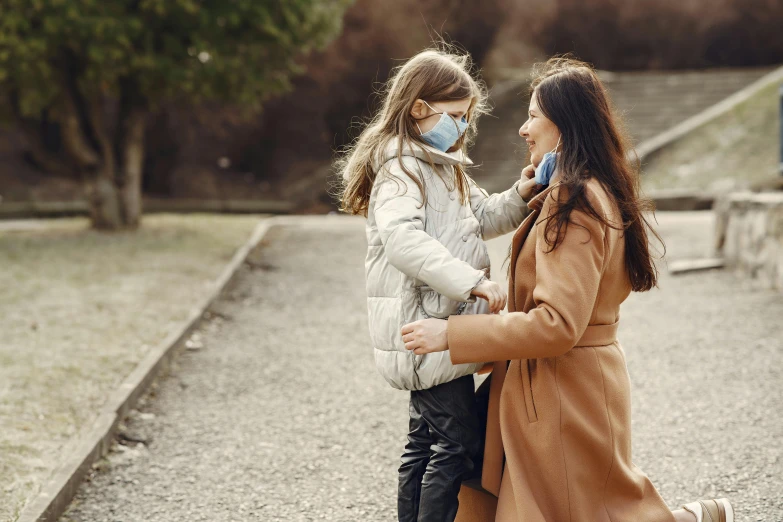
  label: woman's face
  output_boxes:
[519,91,561,167]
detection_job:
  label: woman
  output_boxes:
[400,57,734,522]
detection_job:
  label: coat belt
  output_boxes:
[475,319,621,497]
[575,321,619,347]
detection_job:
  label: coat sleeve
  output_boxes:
[447,191,606,362]
[468,176,531,241]
[373,163,486,302]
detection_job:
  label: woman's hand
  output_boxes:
[402,318,449,355]
[472,280,507,314]
[516,164,540,201]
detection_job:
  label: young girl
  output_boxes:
[339,48,536,522]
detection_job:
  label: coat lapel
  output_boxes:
[476,183,563,498]
[507,182,561,312]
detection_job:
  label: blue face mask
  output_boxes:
[534,136,561,186]
[416,100,469,153]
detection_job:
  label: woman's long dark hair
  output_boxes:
[533,56,662,292]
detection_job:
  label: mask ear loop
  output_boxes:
[415,100,467,141]
[551,134,561,154]
[425,100,466,138]
[422,100,442,115]
[415,100,442,136]
[424,100,458,129]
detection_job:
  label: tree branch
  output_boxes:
[7,90,76,178]
[116,76,148,226]
[88,93,116,180]
[55,50,102,173]
[59,84,100,171]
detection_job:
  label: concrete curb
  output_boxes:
[0,198,293,220]
[16,218,279,522]
[668,257,725,275]
[648,189,715,211]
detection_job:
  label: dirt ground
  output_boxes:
[62,212,782,521]
[0,214,262,522]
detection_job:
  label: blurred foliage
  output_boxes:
[247,0,506,199]
[0,0,351,116]
[0,0,351,227]
[2,0,781,213]
[498,0,783,70]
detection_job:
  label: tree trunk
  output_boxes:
[118,108,146,229]
[84,172,123,230]
[85,96,125,230]
[25,66,150,230]
[58,84,126,230]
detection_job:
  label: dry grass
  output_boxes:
[0,214,262,522]
[641,81,781,193]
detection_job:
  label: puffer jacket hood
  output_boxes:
[377,138,473,168]
[364,138,530,390]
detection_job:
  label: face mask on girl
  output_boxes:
[415,100,469,153]
[534,135,561,186]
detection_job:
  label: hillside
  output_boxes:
[641,80,781,192]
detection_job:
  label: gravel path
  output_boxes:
[62,213,782,522]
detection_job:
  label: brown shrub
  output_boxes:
[246,0,505,201]
[496,0,783,70]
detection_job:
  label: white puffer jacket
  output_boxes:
[365,139,531,390]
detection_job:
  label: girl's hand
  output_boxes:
[471,280,507,314]
[402,319,449,355]
[516,164,539,201]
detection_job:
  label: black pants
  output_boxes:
[398,375,482,522]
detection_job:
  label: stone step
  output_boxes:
[470,66,776,194]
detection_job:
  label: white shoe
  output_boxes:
[682,498,734,522]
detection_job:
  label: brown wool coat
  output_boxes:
[449,179,675,522]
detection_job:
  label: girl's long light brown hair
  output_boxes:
[533,56,663,292]
[338,48,488,216]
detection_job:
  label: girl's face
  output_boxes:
[519,91,561,167]
[411,98,472,135]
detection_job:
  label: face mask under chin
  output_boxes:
[533,135,561,186]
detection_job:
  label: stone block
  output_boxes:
[718,192,783,291]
